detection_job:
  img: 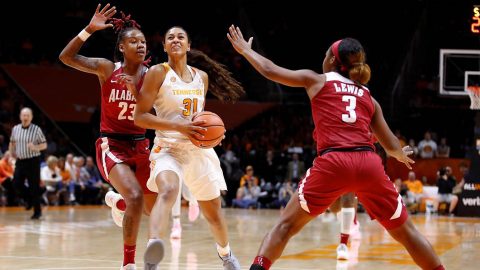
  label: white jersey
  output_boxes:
[148,64,227,201]
[153,63,206,143]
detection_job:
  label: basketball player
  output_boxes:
[227,25,444,270]
[133,26,244,270]
[59,4,155,270]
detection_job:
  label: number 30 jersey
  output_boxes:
[312,72,374,153]
[100,62,146,135]
[153,63,205,142]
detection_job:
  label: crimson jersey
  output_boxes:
[100,63,146,135]
[311,72,374,153]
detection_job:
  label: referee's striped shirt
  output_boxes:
[10,124,46,160]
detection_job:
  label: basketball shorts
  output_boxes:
[298,150,408,230]
[95,137,153,194]
[147,140,227,201]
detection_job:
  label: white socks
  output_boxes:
[173,217,181,227]
[340,208,355,234]
[216,243,231,257]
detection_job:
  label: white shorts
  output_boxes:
[147,140,227,201]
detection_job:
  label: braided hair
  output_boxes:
[110,12,151,66]
[164,26,245,103]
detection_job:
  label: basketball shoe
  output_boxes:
[105,191,125,227]
[219,251,241,270]
[120,263,136,270]
[144,239,165,270]
[336,243,349,260]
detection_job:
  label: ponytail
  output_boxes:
[188,49,244,102]
[348,62,371,85]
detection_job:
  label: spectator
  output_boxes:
[277,179,295,209]
[40,155,62,205]
[403,171,423,213]
[85,156,108,204]
[239,165,259,187]
[436,167,458,215]
[65,153,77,182]
[408,139,419,158]
[436,137,450,158]
[418,131,437,158]
[58,156,74,204]
[0,151,15,206]
[232,175,261,209]
[257,150,280,185]
[285,153,305,182]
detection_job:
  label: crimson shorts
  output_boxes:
[95,137,153,194]
[298,150,408,230]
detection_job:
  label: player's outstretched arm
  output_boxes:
[227,25,321,91]
[59,3,116,77]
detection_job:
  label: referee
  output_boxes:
[8,107,47,219]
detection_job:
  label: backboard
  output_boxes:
[439,49,480,96]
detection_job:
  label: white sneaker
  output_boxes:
[336,243,349,260]
[188,203,200,222]
[144,239,165,270]
[105,191,123,208]
[170,223,182,239]
[105,191,125,228]
[120,263,136,270]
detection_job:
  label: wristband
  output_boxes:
[77,29,91,41]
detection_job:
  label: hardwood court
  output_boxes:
[1,206,479,270]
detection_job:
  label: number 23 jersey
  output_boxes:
[312,72,374,153]
[153,63,205,141]
[100,62,146,135]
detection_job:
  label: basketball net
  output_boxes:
[467,86,480,110]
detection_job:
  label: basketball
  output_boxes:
[189,111,225,148]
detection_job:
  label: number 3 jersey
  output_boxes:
[100,62,146,135]
[312,72,374,153]
[153,63,205,142]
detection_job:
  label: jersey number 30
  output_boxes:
[341,95,357,123]
[118,102,135,120]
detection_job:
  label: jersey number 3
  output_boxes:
[118,102,135,120]
[341,95,357,123]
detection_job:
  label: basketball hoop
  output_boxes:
[467,86,480,110]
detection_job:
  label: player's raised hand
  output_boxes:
[227,25,253,55]
[88,3,117,32]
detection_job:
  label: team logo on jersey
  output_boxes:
[170,76,176,82]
